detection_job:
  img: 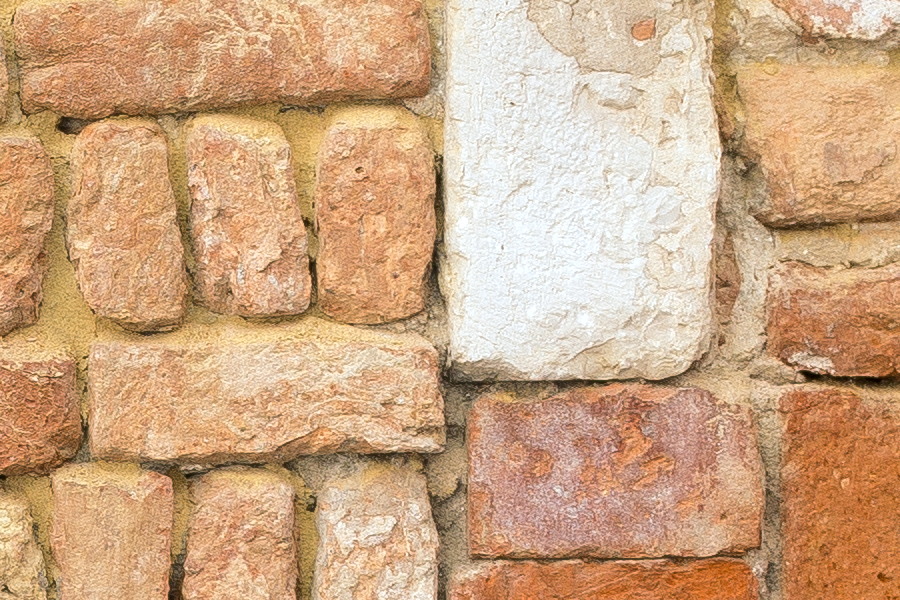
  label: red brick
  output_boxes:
[315,107,436,324]
[67,119,188,332]
[767,261,900,377]
[781,389,899,600]
[186,115,311,317]
[0,350,81,476]
[449,558,759,600]
[14,0,431,119]
[467,385,763,559]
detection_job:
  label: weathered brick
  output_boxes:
[183,468,296,600]
[14,0,430,119]
[0,350,80,476]
[781,389,899,600]
[0,135,55,337]
[67,119,188,332]
[467,385,763,559]
[449,558,758,600]
[315,107,436,324]
[0,46,7,123]
[50,463,173,600]
[0,493,47,600]
[313,458,439,600]
[738,64,900,227]
[770,0,900,41]
[767,261,900,377]
[88,321,444,465]
[187,115,311,317]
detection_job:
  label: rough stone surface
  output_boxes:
[88,321,445,465]
[467,385,764,558]
[50,463,173,600]
[770,0,900,41]
[738,64,900,227]
[442,0,718,380]
[0,351,81,476]
[187,115,311,317]
[767,261,900,378]
[313,459,439,600]
[0,136,55,337]
[449,558,759,600]
[0,46,7,123]
[67,119,188,332]
[14,0,431,119]
[0,493,47,600]
[781,389,899,600]
[316,107,436,324]
[183,468,297,600]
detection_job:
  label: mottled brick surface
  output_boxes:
[0,492,47,600]
[771,0,900,41]
[0,46,7,123]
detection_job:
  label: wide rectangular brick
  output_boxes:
[781,389,899,600]
[88,320,444,465]
[50,463,173,600]
[14,0,430,119]
[767,261,900,377]
[67,119,188,332]
[315,107,436,324]
[183,468,296,600]
[187,115,311,317]
[467,385,764,559]
[0,492,47,600]
[449,558,758,600]
[0,135,55,336]
[771,0,900,42]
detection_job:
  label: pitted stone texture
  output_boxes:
[315,107,436,324]
[0,493,47,600]
[187,115,311,317]
[467,385,764,558]
[771,0,900,41]
[67,119,188,332]
[767,262,900,378]
[739,65,900,227]
[14,0,431,119]
[0,136,55,337]
[183,468,297,600]
[313,459,439,600]
[88,321,444,465]
[449,558,758,600]
[0,46,7,123]
[0,351,80,476]
[51,463,173,600]
[781,389,899,600]
[442,0,718,381]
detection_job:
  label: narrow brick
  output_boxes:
[183,468,297,600]
[467,385,763,559]
[88,320,444,465]
[767,262,900,377]
[313,459,439,600]
[315,107,436,324]
[449,558,758,600]
[50,463,173,600]
[0,135,55,337]
[67,119,188,332]
[0,350,81,476]
[187,115,311,317]
[770,0,900,41]
[0,493,47,600]
[14,0,430,119]
[0,46,8,122]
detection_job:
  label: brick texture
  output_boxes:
[770,0,900,41]
[0,492,47,600]
[0,46,7,123]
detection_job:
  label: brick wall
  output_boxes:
[0,0,898,599]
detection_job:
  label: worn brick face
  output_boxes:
[187,115,311,317]
[770,0,900,41]
[0,493,47,600]
[467,385,764,559]
[781,389,899,600]
[767,262,900,377]
[0,46,7,123]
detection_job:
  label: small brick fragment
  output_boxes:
[183,468,297,600]
[0,135,55,336]
[771,0,900,41]
[316,107,436,324]
[313,459,439,600]
[449,558,758,600]
[0,350,81,476]
[781,389,899,600]
[50,463,173,600]
[67,119,188,332]
[767,262,900,377]
[467,385,764,559]
[0,493,48,600]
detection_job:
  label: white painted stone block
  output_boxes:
[441,0,719,380]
